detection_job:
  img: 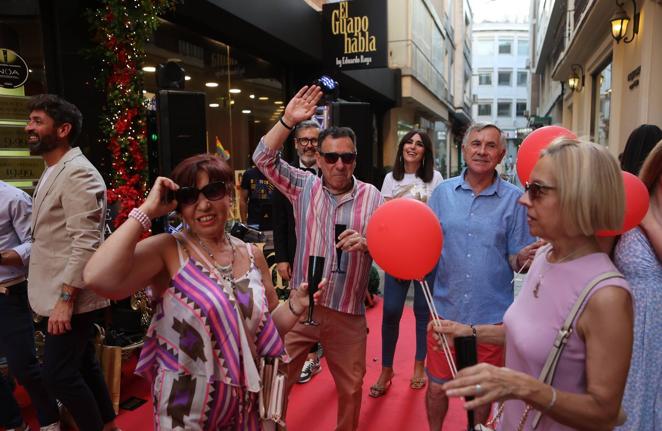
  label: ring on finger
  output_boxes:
[475,384,482,395]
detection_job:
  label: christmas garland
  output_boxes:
[86,0,175,229]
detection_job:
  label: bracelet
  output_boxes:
[470,324,477,337]
[543,386,557,413]
[129,207,152,231]
[288,298,304,316]
[279,117,294,130]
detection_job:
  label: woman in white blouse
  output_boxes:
[370,130,443,397]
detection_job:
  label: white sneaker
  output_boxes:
[298,358,322,384]
[40,422,61,431]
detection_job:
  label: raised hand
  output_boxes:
[139,176,179,220]
[282,85,323,126]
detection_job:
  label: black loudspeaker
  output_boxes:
[155,90,207,177]
[156,61,185,89]
[331,102,374,184]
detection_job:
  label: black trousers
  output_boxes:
[0,281,59,426]
[42,308,116,431]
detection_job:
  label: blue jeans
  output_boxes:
[381,274,432,367]
[0,282,59,426]
[42,309,116,431]
[0,371,23,428]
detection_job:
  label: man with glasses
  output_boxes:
[271,120,325,384]
[425,123,539,430]
[254,85,383,431]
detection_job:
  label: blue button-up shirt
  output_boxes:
[0,181,32,284]
[428,170,534,325]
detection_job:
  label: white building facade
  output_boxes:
[471,21,529,171]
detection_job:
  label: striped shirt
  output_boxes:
[254,139,383,315]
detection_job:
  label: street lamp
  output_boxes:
[567,64,585,92]
[610,0,639,44]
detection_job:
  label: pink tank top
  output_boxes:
[500,249,630,431]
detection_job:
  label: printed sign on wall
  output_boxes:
[322,0,387,70]
[0,49,29,89]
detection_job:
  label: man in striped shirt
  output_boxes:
[253,85,383,431]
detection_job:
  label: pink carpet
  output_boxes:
[14,300,468,430]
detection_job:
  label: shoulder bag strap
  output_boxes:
[531,271,624,428]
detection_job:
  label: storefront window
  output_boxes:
[592,62,611,147]
[0,8,48,194]
[433,121,447,176]
[143,20,286,170]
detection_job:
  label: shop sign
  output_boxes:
[0,125,27,149]
[0,95,30,121]
[322,0,387,70]
[0,49,29,89]
[0,156,44,180]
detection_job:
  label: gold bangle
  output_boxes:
[288,299,304,316]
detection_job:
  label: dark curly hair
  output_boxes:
[27,94,83,144]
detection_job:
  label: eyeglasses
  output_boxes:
[524,181,556,201]
[295,137,318,147]
[174,181,228,206]
[318,151,357,164]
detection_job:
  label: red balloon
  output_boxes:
[366,199,443,280]
[597,171,650,237]
[516,126,576,184]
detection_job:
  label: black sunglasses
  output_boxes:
[169,181,228,206]
[524,181,556,201]
[318,151,357,164]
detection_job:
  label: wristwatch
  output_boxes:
[59,291,74,303]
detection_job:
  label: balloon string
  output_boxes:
[418,279,457,378]
[511,258,530,284]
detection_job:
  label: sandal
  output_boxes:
[369,378,392,398]
[410,376,427,390]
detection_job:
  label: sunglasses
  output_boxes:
[524,181,556,201]
[318,151,357,164]
[168,181,228,206]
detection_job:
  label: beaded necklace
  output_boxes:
[195,233,236,285]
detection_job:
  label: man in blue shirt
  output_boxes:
[425,124,540,429]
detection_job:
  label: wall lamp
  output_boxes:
[567,64,585,92]
[610,0,640,44]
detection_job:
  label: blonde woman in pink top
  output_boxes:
[431,139,633,430]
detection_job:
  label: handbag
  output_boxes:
[476,271,625,431]
[258,356,286,426]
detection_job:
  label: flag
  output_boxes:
[215,136,230,160]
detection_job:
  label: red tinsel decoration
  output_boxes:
[86,0,175,234]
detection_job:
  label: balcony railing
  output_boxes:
[573,0,589,29]
[390,39,450,103]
